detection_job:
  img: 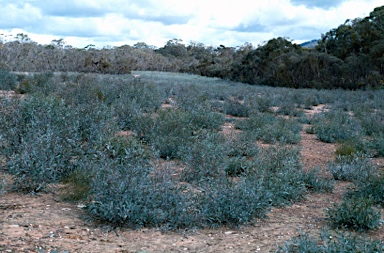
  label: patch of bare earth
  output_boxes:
[1,105,383,253]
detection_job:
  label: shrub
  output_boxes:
[0,174,6,195]
[131,108,223,159]
[335,140,359,157]
[16,72,55,95]
[311,109,364,143]
[327,197,382,231]
[327,154,375,182]
[7,129,75,193]
[0,69,18,90]
[60,168,92,202]
[235,113,301,144]
[87,162,193,229]
[277,229,384,253]
[196,178,270,228]
[226,132,259,158]
[299,168,334,193]
[250,146,327,206]
[372,132,384,157]
[348,172,384,207]
[225,157,253,176]
[180,132,226,183]
[224,100,249,117]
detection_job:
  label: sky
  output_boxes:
[0,0,382,49]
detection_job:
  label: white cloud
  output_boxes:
[0,0,382,48]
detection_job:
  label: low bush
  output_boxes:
[277,229,384,253]
[225,157,253,176]
[60,168,92,202]
[371,132,384,157]
[348,172,384,208]
[235,113,301,144]
[16,72,55,95]
[0,69,18,90]
[299,167,334,193]
[335,139,361,157]
[196,178,270,228]
[0,174,6,195]
[311,109,364,143]
[327,197,382,231]
[327,153,375,182]
[180,132,226,183]
[7,129,75,193]
[224,100,249,117]
[225,132,259,158]
[87,162,192,229]
[131,108,224,159]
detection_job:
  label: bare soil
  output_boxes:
[1,104,383,253]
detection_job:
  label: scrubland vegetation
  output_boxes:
[0,70,383,251]
[1,5,384,252]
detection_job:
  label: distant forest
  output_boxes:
[0,5,383,90]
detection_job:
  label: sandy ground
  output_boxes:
[1,104,383,253]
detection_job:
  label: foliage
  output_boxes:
[326,197,382,231]
[180,132,226,183]
[131,108,224,159]
[327,153,375,182]
[235,112,301,144]
[87,161,192,229]
[0,174,6,195]
[277,228,384,253]
[348,172,384,208]
[0,69,18,90]
[310,109,364,143]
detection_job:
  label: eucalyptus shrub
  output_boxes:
[0,174,6,195]
[224,99,249,117]
[327,153,375,182]
[348,172,384,207]
[310,109,364,143]
[16,72,55,95]
[327,197,382,231]
[235,112,301,144]
[0,69,18,90]
[179,132,226,183]
[87,161,193,229]
[372,132,384,157]
[196,177,270,227]
[250,146,333,206]
[277,229,384,253]
[8,128,75,192]
[131,108,223,159]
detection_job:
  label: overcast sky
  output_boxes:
[0,0,382,48]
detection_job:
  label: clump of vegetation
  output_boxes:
[224,99,249,117]
[326,197,382,231]
[348,172,384,208]
[235,113,301,144]
[60,169,92,202]
[0,69,18,90]
[277,228,384,253]
[0,174,6,195]
[310,109,364,144]
[327,153,375,182]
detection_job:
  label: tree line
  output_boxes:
[0,5,383,89]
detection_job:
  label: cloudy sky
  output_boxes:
[0,0,382,48]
